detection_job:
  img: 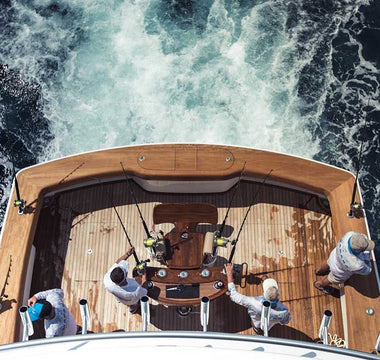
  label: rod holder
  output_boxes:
[140,296,150,331]
[19,306,34,341]
[200,296,210,332]
[260,301,271,337]
[318,310,332,345]
[79,299,91,335]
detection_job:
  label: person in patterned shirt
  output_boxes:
[314,232,374,294]
[28,288,77,338]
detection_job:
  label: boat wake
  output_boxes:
[0,0,379,247]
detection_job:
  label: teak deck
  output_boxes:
[30,180,343,341]
[0,144,379,353]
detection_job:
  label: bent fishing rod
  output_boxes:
[228,169,273,264]
[120,162,151,239]
[216,161,246,239]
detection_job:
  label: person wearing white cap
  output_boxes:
[27,289,77,338]
[224,263,290,334]
[104,247,148,313]
[314,231,375,294]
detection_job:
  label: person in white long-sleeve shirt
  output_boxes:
[104,247,148,313]
[28,289,77,338]
[314,232,374,294]
[225,263,290,334]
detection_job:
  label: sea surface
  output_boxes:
[0,0,379,254]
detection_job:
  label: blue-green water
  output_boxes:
[0,0,379,248]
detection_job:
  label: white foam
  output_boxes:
[31,0,322,161]
[0,0,378,231]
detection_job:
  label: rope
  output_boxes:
[328,333,347,348]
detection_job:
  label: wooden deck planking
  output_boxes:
[29,180,343,341]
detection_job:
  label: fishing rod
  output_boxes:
[228,169,273,264]
[216,161,246,238]
[11,162,26,215]
[211,162,247,257]
[347,101,369,218]
[111,196,140,264]
[120,162,151,239]
[104,186,149,272]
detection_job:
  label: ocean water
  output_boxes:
[0,0,379,251]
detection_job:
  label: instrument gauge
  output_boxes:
[157,269,167,278]
[201,269,210,277]
[179,271,188,279]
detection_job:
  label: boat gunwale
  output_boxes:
[0,144,378,352]
[12,143,357,179]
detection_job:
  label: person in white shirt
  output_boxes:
[314,232,374,294]
[104,247,148,313]
[225,263,290,334]
[28,289,77,338]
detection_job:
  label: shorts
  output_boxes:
[327,271,342,285]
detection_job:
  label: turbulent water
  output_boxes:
[0,0,379,251]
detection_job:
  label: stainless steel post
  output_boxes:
[140,296,150,331]
[200,296,210,332]
[260,301,271,337]
[79,299,90,335]
[19,306,34,341]
[318,310,332,345]
[375,332,380,353]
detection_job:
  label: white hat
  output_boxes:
[351,234,375,252]
[263,278,280,302]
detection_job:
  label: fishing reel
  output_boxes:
[143,230,168,265]
[202,232,234,267]
[135,259,150,275]
[347,202,364,219]
[13,199,26,215]
[214,236,236,248]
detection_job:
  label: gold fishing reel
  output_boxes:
[143,231,167,264]
[214,237,229,248]
[143,237,157,248]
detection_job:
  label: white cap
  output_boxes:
[262,278,280,302]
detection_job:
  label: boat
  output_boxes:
[0,144,379,358]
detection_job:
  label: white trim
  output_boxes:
[357,185,380,294]
[339,284,349,347]
[0,180,17,247]
[43,174,328,199]
[19,245,36,341]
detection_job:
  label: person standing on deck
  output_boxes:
[28,289,77,338]
[314,232,374,294]
[104,247,148,313]
[225,263,290,334]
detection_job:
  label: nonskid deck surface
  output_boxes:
[30,180,343,341]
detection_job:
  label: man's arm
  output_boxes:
[28,289,64,306]
[115,247,135,264]
[224,264,262,313]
